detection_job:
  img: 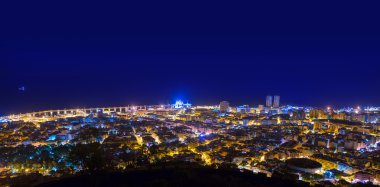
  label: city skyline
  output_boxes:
[2,96,378,117]
[2,97,379,120]
[1,94,379,115]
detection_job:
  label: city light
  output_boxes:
[0,97,379,186]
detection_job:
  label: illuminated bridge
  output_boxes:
[2,104,173,121]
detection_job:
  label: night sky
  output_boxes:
[1,1,380,114]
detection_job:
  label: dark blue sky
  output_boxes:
[1,1,380,114]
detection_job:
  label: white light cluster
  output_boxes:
[0,118,8,123]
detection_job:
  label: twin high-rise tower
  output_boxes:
[266,95,280,108]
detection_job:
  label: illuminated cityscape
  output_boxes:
[2,1,380,186]
[0,97,380,186]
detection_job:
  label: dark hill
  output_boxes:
[36,168,309,187]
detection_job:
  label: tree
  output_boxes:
[68,143,107,172]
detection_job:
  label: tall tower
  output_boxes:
[219,101,230,113]
[273,95,280,108]
[266,96,273,107]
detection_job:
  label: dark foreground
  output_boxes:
[34,168,307,187]
[4,167,377,187]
